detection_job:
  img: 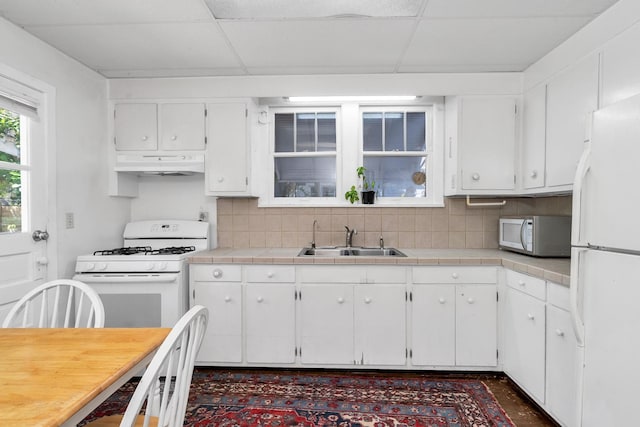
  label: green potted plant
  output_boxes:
[357,166,376,204]
[344,185,359,204]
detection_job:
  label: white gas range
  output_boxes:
[73,220,209,328]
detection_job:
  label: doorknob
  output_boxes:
[32,230,49,241]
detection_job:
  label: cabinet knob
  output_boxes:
[467,297,475,304]
[528,313,535,320]
[217,177,225,183]
[141,135,148,141]
[212,269,222,278]
[451,273,459,279]
[438,297,446,304]
[555,329,565,337]
[267,272,274,279]
[472,173,480,181]
[530,170,538,178]
[337,297,345,304]
[364,297,372,304]
[224,296,231,302]
[256,296,264,303]
[518,280,525,286]
[171,135,177,141]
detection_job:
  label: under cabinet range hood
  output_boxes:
[114,153,205,175]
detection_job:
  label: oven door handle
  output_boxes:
[74,274,179,283]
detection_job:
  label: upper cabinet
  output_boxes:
[445,96,518,195]
[602,23,640,108]
[521,85,547,190]
[205,102,252,196]
[545,53,599,190]
[114,103,206,151]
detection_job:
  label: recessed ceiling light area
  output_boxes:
[204,0,426,20]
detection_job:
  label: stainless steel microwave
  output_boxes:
[499,216,571,257]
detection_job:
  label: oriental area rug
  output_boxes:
[80,369,515,427]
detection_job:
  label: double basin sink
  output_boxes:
[297,246,406,257]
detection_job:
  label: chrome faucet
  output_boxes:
[311,219,318,249]
[379,235,384,249]
[345,226,357,247]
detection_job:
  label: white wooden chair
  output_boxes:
[2,279,105,328]
[86,305,209,427]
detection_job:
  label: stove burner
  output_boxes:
[93,246,152,256]
[145,246,196,255]
[144,246,196,255]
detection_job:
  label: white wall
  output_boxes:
[0,18,130,278]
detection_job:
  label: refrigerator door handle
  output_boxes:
[570,248,586,347]
[572,143,591,246]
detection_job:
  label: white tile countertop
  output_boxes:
[188,248,571,286]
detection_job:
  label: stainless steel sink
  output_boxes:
[297,247,406,257]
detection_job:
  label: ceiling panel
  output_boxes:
[0,0,213,25]
[219,19,417,69]
[26,23,243,75]
[424,0,619,18]
[401,17,592,71]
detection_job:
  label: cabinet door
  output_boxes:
[114,103,157,151]
[460,97,516,190]
[522,85,546,189]
[299,284,354,364]
[546,53,599,188]
[503,287,546,402]
[245,283,296,364]
[456,285,497,367]
[354,284,406,366]
[602,23,640,107]
[206,103,248,194]
[159,103,206,151]
[546,305,580,427]
[192,281,242,363]
[411,285,455,366]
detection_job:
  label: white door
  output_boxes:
[159,103,206,151]
[455,285,497,366]
[0,74,51,322]
[522,84,546,189]
[114,103,158,151]
[411,285,456,366]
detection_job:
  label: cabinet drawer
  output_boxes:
[365,266,406,284]
[246,265,295,283]
[298,266,364,283]
[547,281,569,310]
[506,270,546,301]
[412,267,496,284]
[191,264,241,282]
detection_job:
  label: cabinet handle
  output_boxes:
[141,135,148,141]
[212,269,222,278]
[267,272,274,279]
[224,296,231,302]
[256,296,264,303]
[364,297,372,304]
[555,329,565,337]
[451,273,459,279]
[467,297,475,304]
[337,297,345,304]
[527,313,535,320]
[438,297,446,304]
[217,177,225,183]
[472,173,480,181]
[530,170,538,179]
[171,135,177,141]
[518,280,525,286]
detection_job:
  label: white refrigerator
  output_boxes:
[571,93,640,426]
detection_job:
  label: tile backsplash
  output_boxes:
[216,196,572,249]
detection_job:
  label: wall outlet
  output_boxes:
[199,211,209,222]
[65,212,74,229]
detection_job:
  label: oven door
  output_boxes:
[72,272,187,328]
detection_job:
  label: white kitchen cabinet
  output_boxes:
[444,96,518,194]
[114,103,206,151]
[601,22,640,107]
[522,84,547,190]
[298,266,406,366]
[245,283,296,364]
[546,282,580,427]
[206,102,250,196]
[545,53,599,188]
[190,264,242,364]
[411,267,498,367]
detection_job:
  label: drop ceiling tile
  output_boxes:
[423,0,619,18]
[26,23,242,73]
[0,0,213,25]
[219,19,416,68]
[401,17,592,71]
[102,67,248,78]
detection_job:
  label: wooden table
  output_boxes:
[0,327,170,427]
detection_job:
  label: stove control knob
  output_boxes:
[158,262,168,271]
[85,263,95,271]
[145,263,155,271]
[96,263,107,271]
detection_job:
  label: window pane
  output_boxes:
[296,113,315,152]
[406,112,426,151]
[274,156,336,197]
[384,112,404,151]
[363,112,382,151]
[274,113,294,152]
[317,113,336,152]
[0,109,21,164]
[0,169,22,232]
[364,156,426,198]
